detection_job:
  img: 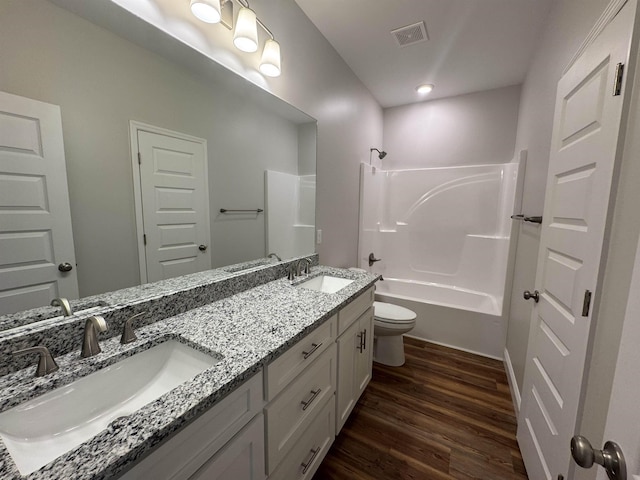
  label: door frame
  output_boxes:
[129,121,209,284]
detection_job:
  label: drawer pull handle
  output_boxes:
[357,332,364,353]
[301,389,321,411]
[301,447,321,474]
[363,328,367,350]
[302,342,322,359]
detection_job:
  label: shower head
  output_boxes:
[370,148,387,160]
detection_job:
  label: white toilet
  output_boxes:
[372,300,417,367]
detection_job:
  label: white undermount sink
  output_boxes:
[0,340,221,475]
[297,275,354,294]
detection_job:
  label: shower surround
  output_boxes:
[359,161,521,358]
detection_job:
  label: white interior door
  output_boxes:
[132,123,210,284]
[517,4,633,479]
[0,91,79,315]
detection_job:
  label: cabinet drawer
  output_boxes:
[120,372,264,480]
[265,343,336,473]
[269,397,335,480]
[337,287,374,335]
[189,413,265,480]
[265,315,336,401]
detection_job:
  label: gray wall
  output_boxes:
[505,0,612,394]
[383,85,521,168]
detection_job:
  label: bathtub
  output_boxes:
[375,277,507,359]
[375,277,501,316]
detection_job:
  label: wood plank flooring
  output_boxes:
[313,337,528,480]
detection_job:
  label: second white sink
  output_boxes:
[0,340,221,475]
[298,275,354,294]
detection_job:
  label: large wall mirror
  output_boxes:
[0,0,317,321]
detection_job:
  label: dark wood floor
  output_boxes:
[314,337,528,480]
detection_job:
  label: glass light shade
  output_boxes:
[259,39,281,77]
[190,0,221,24]
[416,84,434,94]
[234,7,258,52]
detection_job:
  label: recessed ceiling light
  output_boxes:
[416,84,434,94]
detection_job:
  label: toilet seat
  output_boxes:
[373,301,416,323]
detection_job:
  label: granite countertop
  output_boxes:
[0,266,378,480]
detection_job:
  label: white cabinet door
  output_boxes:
[356,307,374,396]
[0,91,79,314]
[336,306,374,433]
[336,317,360,433]
[120,373,263,480]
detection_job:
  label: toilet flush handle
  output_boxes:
[368,253,381,267]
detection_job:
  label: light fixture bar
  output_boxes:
[192,0,281,76]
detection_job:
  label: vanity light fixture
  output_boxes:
[260,38,281,77]
[190,0,282,77]
[416,83,434,94]
[190,0,222,24]
[233,6,258,52]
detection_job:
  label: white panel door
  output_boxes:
[517,5,633,480]
[135,127,210,283]
[0,91,79,315]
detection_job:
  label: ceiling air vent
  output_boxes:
[391,21,428,47]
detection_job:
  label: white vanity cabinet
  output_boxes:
[336,288,374,433]
[263,287,374,478]
[117,285,375,480]
[119,372,265,480]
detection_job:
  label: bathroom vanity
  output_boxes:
[0,257,378,479]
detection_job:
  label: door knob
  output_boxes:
[571,435,627,480]
[368,253,381,267]
[523,290,540,303]
[198,245,208,252]
[58,262,73,272]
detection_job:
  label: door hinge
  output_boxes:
[137,152,142,165]
[613,63,624,96]
[582,290,592,317]
[143,234,147,246]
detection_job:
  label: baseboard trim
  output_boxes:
[404,334,503,361]
[503,347,522,415]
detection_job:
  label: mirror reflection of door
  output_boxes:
[130,122,211,284]
[0,91,79,315]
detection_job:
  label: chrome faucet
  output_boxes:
[13,346,59,377]
[51,297,72,316]
[287,262,297,281]
[288,258,312,281]
[300,258,312,275]
[267,252,282,262]
[81,315,108,358]
[120,312,146,344]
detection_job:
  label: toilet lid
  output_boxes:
[373,301,417,322]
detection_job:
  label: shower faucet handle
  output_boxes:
[368,253,381,267]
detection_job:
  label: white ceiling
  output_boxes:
[295,0,555,108]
